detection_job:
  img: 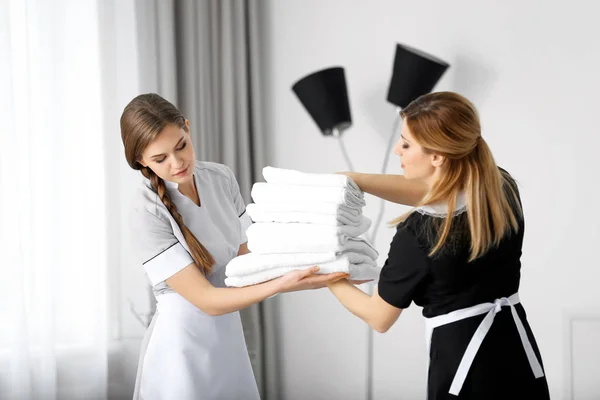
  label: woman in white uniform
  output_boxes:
[120,93,347,400]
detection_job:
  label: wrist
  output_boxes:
[345,172,360,188]
[267,277,285,296]
[327,279,346,289]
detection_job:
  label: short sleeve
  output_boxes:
[224,165,253,244]
[130,207,194,286]
[378,226,430,309]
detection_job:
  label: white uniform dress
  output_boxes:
[129,161,259,400]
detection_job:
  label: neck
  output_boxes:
[424,167,445,191]
[177,178,196,200]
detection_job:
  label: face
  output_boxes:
[393,120,444,185]
[139,122,196,185]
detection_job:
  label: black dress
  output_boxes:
[378,170,550,400]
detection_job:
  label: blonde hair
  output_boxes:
[392,91,522,261]
[120,93,215,274]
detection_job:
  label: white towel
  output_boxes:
[247,228,378,258]
[224,255,381,287]
[246,203,363,226]
[246,217,371,253]
[246,201,362,217]
[225,251,377,277]
[262,166,360,190]
[251,182,365,209]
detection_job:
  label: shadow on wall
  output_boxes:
[359,84,400,144]
[450,52,497,109]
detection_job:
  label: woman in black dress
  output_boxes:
[328,91,550,399]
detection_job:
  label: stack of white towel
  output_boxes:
[224,166,381,287]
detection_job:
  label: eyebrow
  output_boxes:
[151,137,185,159]
[401,135,410,143]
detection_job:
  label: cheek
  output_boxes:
[402,149,415,164]
[157,162,171,175]
[148,162,169,181]
[184,144,195,161]
[404,151,430,172]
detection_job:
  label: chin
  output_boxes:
[179,173,194,183]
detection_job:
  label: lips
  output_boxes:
[173,166,188,177]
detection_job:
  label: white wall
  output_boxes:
[262,0,600,399]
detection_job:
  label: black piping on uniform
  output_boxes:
[143,242,178,265]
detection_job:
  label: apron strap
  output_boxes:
[425,293,544,397]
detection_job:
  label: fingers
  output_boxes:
[325,272,348,281]
[305,272,348,285]
[300,266,320,279]
[328,273,350,283]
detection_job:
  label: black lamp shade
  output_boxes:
[292,67,352,136]
[387,44,450,109]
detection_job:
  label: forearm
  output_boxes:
[328,280,401,333]
[328,280,375,325]
[200,280,280,316]
[348,173,427,206]
[168,263,282,316]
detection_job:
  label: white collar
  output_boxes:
[164,179,179,189]
[141,174,188,191]
[415,192,467,217]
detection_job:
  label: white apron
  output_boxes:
[424,293,545,396]
[129,162,259,400]
[133,294,260,400]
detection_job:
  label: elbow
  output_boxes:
[372,323,391,334]
[191,301,225,317]
[369,317,395,333]
[204,308,222,317]
[202,306,231,317]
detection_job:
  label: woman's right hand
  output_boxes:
[274,267,349,293]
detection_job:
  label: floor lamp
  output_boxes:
[292,66,355,170]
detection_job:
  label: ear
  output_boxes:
[184,119,191,129]
[137,157,148,168]
[430,153,445,168]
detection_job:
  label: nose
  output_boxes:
[393,139,402,156]
[173,155,185,168]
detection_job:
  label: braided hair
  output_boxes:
[121,93,215,274]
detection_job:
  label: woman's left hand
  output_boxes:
[274,267,349,293]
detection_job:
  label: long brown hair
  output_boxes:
[120,93,215,274]
[392,91,522,261]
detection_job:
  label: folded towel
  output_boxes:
[251,182,365,209]
[246,201,362,217]
[224,255,381,287]
[225,251,377,277]
[246,203,363,226]
[247,226,378,258]
[247,217,371,251]
[262,166,360,190]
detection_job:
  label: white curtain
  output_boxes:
[0,0,109,398]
